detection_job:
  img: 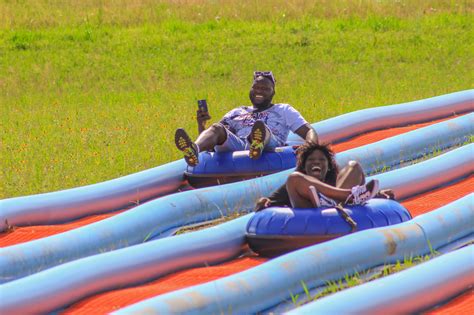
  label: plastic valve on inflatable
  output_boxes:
[246,199,412,257]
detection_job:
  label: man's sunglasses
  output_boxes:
[254,71,276,85]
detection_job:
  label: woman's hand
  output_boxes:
[255,197,271,212]
[197,109,211,134]
[376,189,395,200]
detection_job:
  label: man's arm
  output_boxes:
[294,123,319,144]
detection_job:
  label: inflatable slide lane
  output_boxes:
[0,90,472,314]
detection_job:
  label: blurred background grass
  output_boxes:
[1,0,472,198]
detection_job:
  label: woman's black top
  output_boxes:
[265,183,393,209]
[267,184,291,207]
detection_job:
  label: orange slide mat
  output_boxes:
[63,176,473,314]
[0,118,446,248]
[427,289,474,315]
[0,211,124,248]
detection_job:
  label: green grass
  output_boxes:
[1,1,472,198]
[290,251,438,308]
[174,210,243,235]
[367,136,473,176]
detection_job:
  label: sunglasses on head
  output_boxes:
[253,71,276,85]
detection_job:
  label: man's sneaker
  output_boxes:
[346,179,379,205]
[249,120,266,159]
[175,128,199,167]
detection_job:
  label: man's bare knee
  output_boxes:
[208,123,227,142]
[208,123,226,133]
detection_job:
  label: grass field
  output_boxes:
[1,0,472,198]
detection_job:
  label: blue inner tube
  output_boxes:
[184,146,297,187]
[246,199,412,257]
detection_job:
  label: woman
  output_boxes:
[255,142,394,210]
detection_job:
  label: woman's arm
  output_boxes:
[254,184,291,211]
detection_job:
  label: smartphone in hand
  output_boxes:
[196,99,210,134]
[197,99,208,112]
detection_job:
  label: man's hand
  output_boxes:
[197,109,211,134]
[376,189,395,200]
[255,197,271,212]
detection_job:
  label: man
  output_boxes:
[175,71,318,166]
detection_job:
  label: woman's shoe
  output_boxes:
[346,179,379,205]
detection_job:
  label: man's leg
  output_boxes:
[195,123,227,152]
[336,161,365,189]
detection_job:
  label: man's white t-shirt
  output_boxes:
[219,103,308,146]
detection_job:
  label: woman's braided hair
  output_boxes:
[295,142,339,186]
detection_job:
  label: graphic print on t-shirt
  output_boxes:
[220,104,307,146]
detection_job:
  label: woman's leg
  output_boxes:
[336,161,365,188]
[286,172,354,208]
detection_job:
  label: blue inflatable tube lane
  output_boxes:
[287,89,473,145]
[0,116,471,284]
[289,245,474,314]
[0,160,187,231]
[1,90,472,231]
[334,113,472,176]
[375,143,473,199]
[114,195,473,314]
